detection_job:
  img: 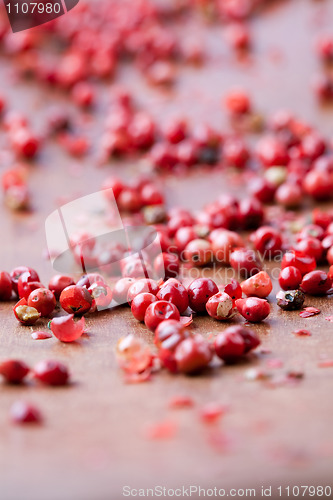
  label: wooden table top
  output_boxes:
[0,1,333,499]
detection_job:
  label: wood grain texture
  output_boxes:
[0,1,333,499]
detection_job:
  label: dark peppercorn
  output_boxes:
[276,290,305,311]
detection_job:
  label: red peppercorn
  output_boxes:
[27,288,56,317]
[281,250,316,276]
[144,300,180,332]
[155,319,191,372]
[300,270,332,296]
[127,279,159,304]
[113,277,136,305]
[327,246,333,266]
[230,248,262,278]
[10,401,42,425]
[313,74,333,101]
[294,237,323,263]
[121,257,152,280]
[167,210,195,237]
[214,328,245,363]
[140,183,164,206]
[51,315,86,342]
[49,275,75,299]
[13,298,40,326]
[322,235,333,256]
[235,297,270,323]
[176,139,198,166]
[149,142,177,170]
[76,273,106,288]
[71,81,95,108]
[225,22,251,51]
[131,293,158,322]
[187,278,219,313]
[164,118,187,144]
[102,176,124,201]
[249,177,276,204]
[256,135,288,167]
[157,279,189,314]
[238,198,264,230]
[0,359,30,383]
[129,112,156,150]
[33,360,69,386]
[154,252,180,279]
[206,292,235,320]
[224,89,251,115]
[301,133,326,161]
[241,271,273,298]
[117,187,143,213]
[175,335,213,374]
[155,319,190,350]
[89,282,113,310]
[224,279,242,301]
[215,325,260,363]
[184,239,213,266]
[11,266,39,295]
[11,127,40,158]
[250,226,283,258]
[0,271,12,300]
[223,137,249,169]
[174,226,197,253]
[59,285,92,315]
[275,182,302,208]
[298,224,325,241]
[278,266,302,291]
[316,35,333,61]
[303,169,333,201]
[211,229,245,264]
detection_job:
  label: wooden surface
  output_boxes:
[1,1,333,499]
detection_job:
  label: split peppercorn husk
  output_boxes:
[276,290,305,311]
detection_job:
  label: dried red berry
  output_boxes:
[241,271,273,298]
[27,288,56,317]
[156,278,189,314]
[131,293,158,322]
[60,285,92,315]
[175,335,213,374]
[154,252,180,279]
[0,271,12,300]
[230,248,262,278]
[113,277,136,305]
[17,270,43,300]
[51,315,85,342]
[184,239,213,266]
[250,226,282,258]
[144,300,180,332]
[300,270,332,295]
[127,279,159,304]
[187,278,219,313]
[281,250,316,276]
[155,319,191,372]
[88,282,113,309]
[10,401,42,425]
[0,359,30,383]
[235,297,270,322]
[13,298,40,326]
[279,266,302,291]
[33,360,69,386]
[48,275,75,300]
[224,279,242,301]
[206,292,235,320]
